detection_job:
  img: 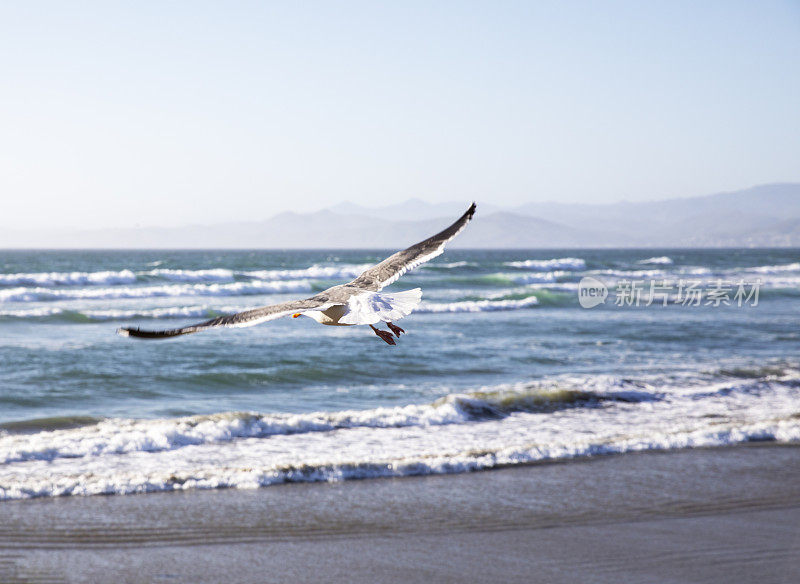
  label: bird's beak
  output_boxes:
[292,313,301,318]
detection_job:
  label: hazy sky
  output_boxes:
[1,1,798,229]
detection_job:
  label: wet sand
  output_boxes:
[1,444,799,583]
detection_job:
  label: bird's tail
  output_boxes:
[338,288,422,325]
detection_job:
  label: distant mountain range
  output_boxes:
[3,183,800,248]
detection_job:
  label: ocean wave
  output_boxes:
[745,262,800,274]
[451,272,559,287]
[423,261,476,269]
[85,306,236,322]
[142,268,236,282]
[3,419,799,500]
[587,268,670,278]
[0,264,373,288]
[510,272,557,284]
[0,305,241,323]
[0,280,312,303]
[1,370,798,499]
[679,267,714,275]
[0,306,69,319]
[0,270,138,287]
[0,295,544,322]
[142,266,368,284]
[417,297,539,313]
[638,256,674,265]
[504,258,586,271]
[584,269,800,291]
[487,288,574,306]
[0,384,650,465]
[243,264,372,281]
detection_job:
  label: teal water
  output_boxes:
[0,248,798,499]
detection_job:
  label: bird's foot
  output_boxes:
[370,325,396,345]
[386,322,405,338]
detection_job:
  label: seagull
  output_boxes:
[117,202,476,345]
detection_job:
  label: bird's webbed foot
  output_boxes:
[370,324,396,345]
[386,322,405,338]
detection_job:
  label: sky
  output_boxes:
[1,1,799,230]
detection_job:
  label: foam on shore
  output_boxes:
[1,367,798,500]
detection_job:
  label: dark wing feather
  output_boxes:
[117,297,327,339]
[348,202,476,291]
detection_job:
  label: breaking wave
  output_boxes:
[0,295,542,322]
[1,368,798,500]
[141,268,237,282]
[0,385,636,465]
[243,264,372,281]
[0,265,373,288]
[417,297,539,313]
[0,270,138,287]
[746,262,800,274]
[504,258,586,271]
[510,272,557,284]
[423,261,476,270]
[638,256,674,265]
[0,280,312,303]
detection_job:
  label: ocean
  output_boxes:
[0,248,798,500]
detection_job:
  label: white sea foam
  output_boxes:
[0,264,372,288]
[2,300,537,321]
[143,268,236,282]
[0,306,225,321]
[0,370,798,500]
[510,272,557,284]
[425,261,475,269]
[679,267,713,275]
[140,264,372,283]
[583,267,800,291]
[86,305,245,321]
[417,297,539,313]
[0,297,542,321]
[244,264,373,281]
[0,270,138,287]
[588,268,669,278]
[0,307,67,318]
[638,256,674,265]
[746,262,800,274]
[0,399,469,465]
[3,419,799,500]
[0,280,312,303]
[504,258,586,270]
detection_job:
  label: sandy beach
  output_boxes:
[1,443,798,583]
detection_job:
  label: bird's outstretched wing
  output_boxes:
[117,202,476,339]
[347,202,476,291]
[117,297,331,339]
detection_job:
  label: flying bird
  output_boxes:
[117,203,476,345]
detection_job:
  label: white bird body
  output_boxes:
[300,288,423,326]
[301,303,352,326]
[118,203,475,345]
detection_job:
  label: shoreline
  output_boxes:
[1,443,799,583]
